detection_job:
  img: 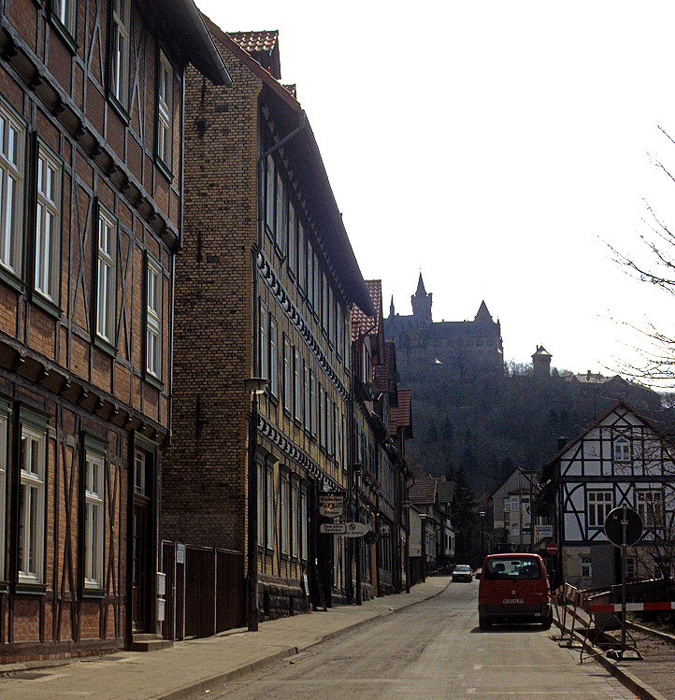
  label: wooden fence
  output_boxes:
[161,541,245,640]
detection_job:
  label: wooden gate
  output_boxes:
[161,542,245,640]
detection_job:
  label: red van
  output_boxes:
[478,553,552,630]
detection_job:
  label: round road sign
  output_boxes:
[604,506,643,547]
[545,541,559,555]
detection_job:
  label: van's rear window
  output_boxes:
[484,557,541,580]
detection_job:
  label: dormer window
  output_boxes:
[614,437,632,464]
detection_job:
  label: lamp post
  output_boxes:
[479,511,486,564]
[245,377,268,632]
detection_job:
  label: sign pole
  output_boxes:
[621,503,627,654]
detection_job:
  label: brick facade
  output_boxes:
[0,0,226,664]
[162,20,377,622]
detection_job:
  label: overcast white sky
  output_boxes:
[195,0,675,381]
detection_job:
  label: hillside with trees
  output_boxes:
[402,360,672,498]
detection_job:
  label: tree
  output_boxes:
[607,126,675,387]
[447,464,479,564]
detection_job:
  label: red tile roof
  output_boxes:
[409,475,437,504]
[228,30,278,54]
[390,388,412,436]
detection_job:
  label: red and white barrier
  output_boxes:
[587,601,675,613]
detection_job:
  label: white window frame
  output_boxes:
[84,449,105,589]
[110,0,131,110]
[613,437,632,464]
[0,101,25,277]
[34,142,62,304]
[588,490,613,528]
[146,256,162,379]
[96,206,117,345]
[636,490,663,528]
[157,49,173,169]
[53,0,77,38]
[18,424,47,584]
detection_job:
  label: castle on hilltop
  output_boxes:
[384,274,504,378]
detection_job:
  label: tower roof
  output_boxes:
[474,301,493,323]
[415,272,427,296]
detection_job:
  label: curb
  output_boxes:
[554,618,670,700]
[157,581,451,700]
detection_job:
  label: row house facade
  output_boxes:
[161,20,378,622]
[0,0,229,662]
[408,475,456,581]
[490,466,538,552]
[539,400,675,590]
[350,280,410,598]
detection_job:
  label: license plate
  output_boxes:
[503,598,524,604]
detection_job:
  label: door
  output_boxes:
[131,447,153,632]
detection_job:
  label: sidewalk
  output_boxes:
[0,578,451,699]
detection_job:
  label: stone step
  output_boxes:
[131,634,173,652]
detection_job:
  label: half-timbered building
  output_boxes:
[0,0,229,662]
[540,400,675,589]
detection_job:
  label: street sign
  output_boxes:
[604,506,643,547]
[534,525,553,540]
[319,494,344,518]
[341,521,371,538]
[545,541,559,555]
[320,522,346,534]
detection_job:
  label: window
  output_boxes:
[580,555,591,578]
[303,361,310,433]
[269,315,278,398]
[264,156,275,238]
[83,448,105,589]
[282,335,291,414]
[257,459,264,547]
[588,490,613,528]
[637,490,663,528]
[0,102,25,277]
[52,0,77,39]
[306,241,314,309]
[34,143,62,304]
[293,347,302,423]
[300,485,308,561]
[288,201,297,276]
[275,171,286,252]
[280,473,289,556]
[18,422,47,584]
[96,206,117,345]
[109,0,131,110]
[298,220,306,293]
[290,478,299,559]
[146,256,162,379]
[265,465,274,551]
[0,408,7,581]
[309,372,316,439]
[157,50,173,170]
[318,384,326,450]
[613,437,632,464]
[258,299,268,382]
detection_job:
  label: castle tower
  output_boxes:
[532,345,552,378]
[411,273,432,326]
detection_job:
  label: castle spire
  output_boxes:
[411,272,432,326]
[389,295,395,318]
